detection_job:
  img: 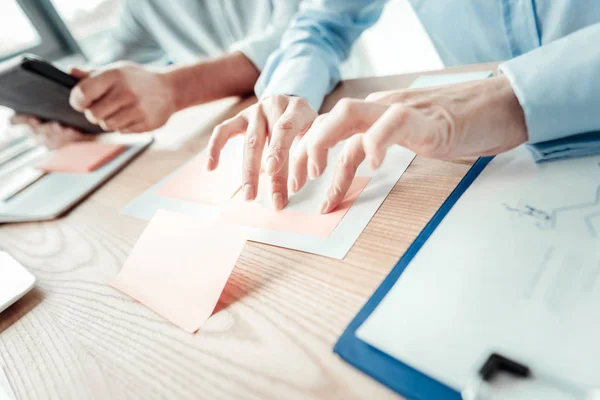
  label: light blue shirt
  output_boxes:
[257,0,600,147]
[93,0,300,70]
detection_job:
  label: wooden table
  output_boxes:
[0,63,497,400]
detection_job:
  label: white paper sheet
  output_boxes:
[357,146,600,395]
[122,134,415,259]
[122,72,492,259]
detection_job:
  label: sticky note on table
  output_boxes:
[218,175,371,237]
[35,142,126,173]
[110,210,247,333]
[157,155,242,205]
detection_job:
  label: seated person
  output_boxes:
[207,0,600,212]
[11,0,300,148]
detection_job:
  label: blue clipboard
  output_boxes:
[334,156,494,400]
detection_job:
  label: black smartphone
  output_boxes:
[0,54,104,134]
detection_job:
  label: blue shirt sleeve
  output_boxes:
[255,0,387,110]
[500,23,600,144]
[229,0,301,71]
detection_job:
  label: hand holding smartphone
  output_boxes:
[0,54,104,134]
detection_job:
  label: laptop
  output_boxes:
[0,128,153,223]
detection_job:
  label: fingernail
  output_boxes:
[320,200,330,214]
[243,184,254,201]
[272,192,284,211]
[70,88,84,110]
[308,161,319,180]
[206,157,215,171]
[84,109,97,124]
[289,178,299,193]
[266,157,277,176]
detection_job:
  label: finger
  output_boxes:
[306,99,388,179]
[363,104,423,168]
[63,127,89,142]
[10,114,41,129]
[28,118,42,128]
[70,70,119,112]
[321,134,366,214]
[242,106,268,201]
[101,105,142,132]
[85,87,136,123]
[289,114,326,194]
[270,155,289,211]
[32,124,50,147]
[10,114,30,125]
[38,122,69,149]
[49,127,87,148]
[69,67,91,80]
[265,98,316,178]
[118,120,148,134]
[365,90,400,103]
[262,95,287,129]
[207,113,248,171]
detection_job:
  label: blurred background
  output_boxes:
[0,0,119,63]
[0,0,442,131]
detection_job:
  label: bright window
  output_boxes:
[0,1,41,59]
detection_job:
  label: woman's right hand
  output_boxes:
[9,67,92,149]
[9,114,90,149]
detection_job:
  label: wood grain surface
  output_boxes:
[0,65,495,400]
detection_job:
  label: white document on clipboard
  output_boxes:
[356,146,600,399]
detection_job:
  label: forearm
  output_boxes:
[163,51,259,112]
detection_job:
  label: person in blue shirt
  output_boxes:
[10,0,300,148]
[207,0,600,213]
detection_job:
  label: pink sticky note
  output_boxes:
[36,142,126,173]
[110,210,247,333]
[157,156,242,205]
[218,176,371,237]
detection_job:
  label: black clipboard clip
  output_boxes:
[462,353,596,400]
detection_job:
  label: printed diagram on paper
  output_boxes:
[503,163,600,237]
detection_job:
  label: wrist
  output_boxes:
[494,75,528,142]
[161,66,200,113]
[469,75,527,153]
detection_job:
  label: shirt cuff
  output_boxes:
[499,24,600,145]
[230,36,278,72]
[256,55,334,111]
[499,57,553,145]
[526,131,600,162]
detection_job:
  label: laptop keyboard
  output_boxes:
[0,118,48,202]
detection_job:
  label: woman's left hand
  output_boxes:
[289,75,528,214]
